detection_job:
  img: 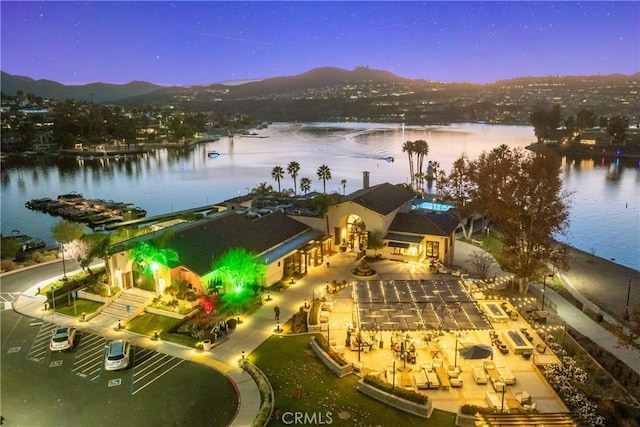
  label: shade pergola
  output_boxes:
[353,279,492,332]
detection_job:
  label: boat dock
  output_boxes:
[25,193,147,229]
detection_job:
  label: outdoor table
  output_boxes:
[434,367,451,390]
[400,372,413,388]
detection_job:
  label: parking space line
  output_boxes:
[131,358,184,395]
[26,322,56,364]
[71,333,106,383]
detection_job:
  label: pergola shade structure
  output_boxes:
[353,279,492,332]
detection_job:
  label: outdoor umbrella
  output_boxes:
[459,343,494,360]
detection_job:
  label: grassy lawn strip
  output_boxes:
[55,299,103,318]
[124,312,190,343]
[249,334,456,426]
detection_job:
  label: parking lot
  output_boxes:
[1,310,238,426]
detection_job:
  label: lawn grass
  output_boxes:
[55,299,103,318]
[249,334,457,427]
[125,312,183,337]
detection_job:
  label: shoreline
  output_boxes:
[557,242,640,320]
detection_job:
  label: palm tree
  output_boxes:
[300,177,312,194]
[252,182,273,197]
[413,139,430,184]
[316,164,332,194]
[128,241,179,293]
[402,140,415,188]
[271,165,284,193]
[287,161,301,195]
[341,179,347,195]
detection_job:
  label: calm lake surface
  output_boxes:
[2,122,638,270]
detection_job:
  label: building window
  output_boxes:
[425,241,439,257]
[392,247,406,255]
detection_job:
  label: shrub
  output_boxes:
[460,404,492,415]
[363,374,428,405]
[240,359,274,427]
[1,259,16,272]
[315,334,349,366]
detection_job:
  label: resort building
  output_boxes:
[105,176,460,293]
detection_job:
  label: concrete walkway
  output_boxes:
[529,281,640,377]
[11,240,640,425]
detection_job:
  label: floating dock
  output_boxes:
[26,193,146,228]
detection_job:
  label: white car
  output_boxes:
[50,326,77,351]
[104,340,131,371]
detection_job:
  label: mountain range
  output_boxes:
[2,67,637,123]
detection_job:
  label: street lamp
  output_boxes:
[59,242,68,282]
[624,278,631,321]
[541,273,553,311]
[454,339,459,369]
[500,376,506,413]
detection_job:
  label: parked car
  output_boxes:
[49,326,77,351]
[104,340,131,371]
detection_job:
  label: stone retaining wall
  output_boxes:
[309,336,353,377]
[356,378,432,418]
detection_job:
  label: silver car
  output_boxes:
[50,327,77,351]
[104,340,131,371]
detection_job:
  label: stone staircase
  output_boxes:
[98,287,156,322]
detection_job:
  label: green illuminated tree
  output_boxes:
[211,248,265,294]
[128,241,179,275]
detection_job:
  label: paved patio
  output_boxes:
[317,265,567,415]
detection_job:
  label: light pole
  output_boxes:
[454,339,459,369]
[59,242,68,282]
[541,273,553,311]
[624,278,631,320]
[500,376,505,413]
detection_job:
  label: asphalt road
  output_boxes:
[0,262,239,427]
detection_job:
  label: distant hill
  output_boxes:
[0,72,162,102]
[1,66,408,103]
[2,67,637,124]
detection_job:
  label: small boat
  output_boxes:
[207,151,220,158]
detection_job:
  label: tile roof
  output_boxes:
[387,210,460,237]
[339,183,415,215]
[168,211,310,275]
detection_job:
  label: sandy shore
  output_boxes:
[559,244,640,319]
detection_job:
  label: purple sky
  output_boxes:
[1,1,638,86]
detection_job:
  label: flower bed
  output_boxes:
[539,331,606,427]
[310,336,353,378]
[357,376,431,418]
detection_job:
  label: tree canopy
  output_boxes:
[444,146,570,294]
[476,147,570,293]
[211,247,265,294]
[51,220,85,243]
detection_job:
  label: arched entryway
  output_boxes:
[336,213,368,257]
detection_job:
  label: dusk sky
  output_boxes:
[1,1,638,86]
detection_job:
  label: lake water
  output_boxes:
[2,122,638,270]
